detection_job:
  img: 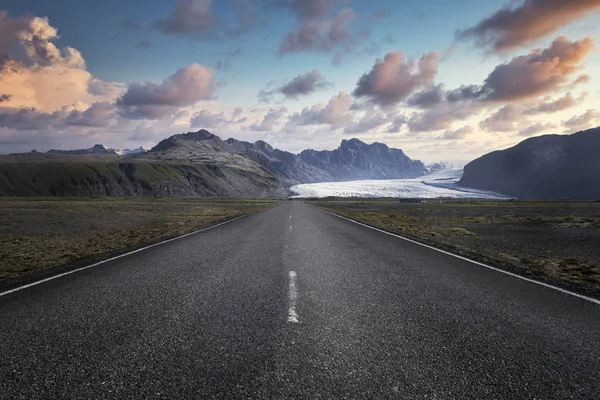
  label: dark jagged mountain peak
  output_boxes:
[298,138,425,180]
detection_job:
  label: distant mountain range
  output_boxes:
[0,130,430,197]
[459,127,600,199]
[129,129,430,186]
[47,145,148,156]
[3,127,598,199]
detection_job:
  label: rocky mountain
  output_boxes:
[48,144,118,155]
[298,138,427,181]
[119,147,147,155]
[459,127,600,199]
[47,144,147,156]
[225,138,332,185]
[0,129,431,198]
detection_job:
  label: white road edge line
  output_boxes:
[288,271,300,323]
[315,207,600,306]
[0,214,250,298]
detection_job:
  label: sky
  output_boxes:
[0,0,599,162]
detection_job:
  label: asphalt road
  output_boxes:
[1,201,599,399]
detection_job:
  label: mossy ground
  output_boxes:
[308,199,600,298]
[0,198,276,282]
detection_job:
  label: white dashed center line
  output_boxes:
[287,271,299,323]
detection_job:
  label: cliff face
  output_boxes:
[227,137,428,186]
[298,138,428,181]
[459,128,600,199]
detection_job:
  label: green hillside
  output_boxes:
[0,162,285,197]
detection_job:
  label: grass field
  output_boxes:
[307,199,600,298]
[0,198,276,286]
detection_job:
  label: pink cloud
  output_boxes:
[353,51,439,107]
[458,0,600,53]
[117,64,215,119]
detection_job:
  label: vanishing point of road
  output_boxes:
[1,201,599,399]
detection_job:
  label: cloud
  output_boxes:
[343,110,390,134]
[259,70,331,102]
[407,84,445,109]
[479,104,525,132]
[277,0,363,58]
[407,110,455,133]
[0,102,117,131]
[386,115,407,133]
[0,12,123,112]
[189,108,246,128]
[280,8,356,55]
[439,125,474,140]
[154,0,257,38]
[289,91,352,125]
[190,109,228,128]
[215,46,242,71]
[0,107,63,131]
[518,122,555,137]
[155,0,216,35]
[457,0,600,53]
[117,64,215,119]
[250,107,288,131]
[447,36,594,102]
[65,102,116,127]
[524,91,587,114]
[0,11,85,68]
[407,101,483,133]
[0,94,10,103]
[483,36,594,101]
[353,51,439,107]
[563,109,600,130]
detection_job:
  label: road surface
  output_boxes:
[1,201,599,399]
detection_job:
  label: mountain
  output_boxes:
[225,138,331,185]
[119,147,147,155]
[0,162,284,197]
[298,138,427,181]
[0,129,431,198]
[459,127,600,199]
[1,130,286,197]
[47,144,118,155]
[47,144,147,156]
[226,136,428,186]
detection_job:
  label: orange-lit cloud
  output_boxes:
[0,12,122,111]
[458,0,600,53]
[447,36,594,102]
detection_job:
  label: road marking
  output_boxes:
[315,207,600,306]
[0,214,250,298]
[288,271,300,323]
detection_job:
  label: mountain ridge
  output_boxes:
[0,129,430,197]
[459,127,600,199]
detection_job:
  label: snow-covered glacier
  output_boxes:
[289,167,510,199]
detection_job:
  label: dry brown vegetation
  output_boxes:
[0,198,275,285]
[308,199,600,298]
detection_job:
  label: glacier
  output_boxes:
[289,167,510,199]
